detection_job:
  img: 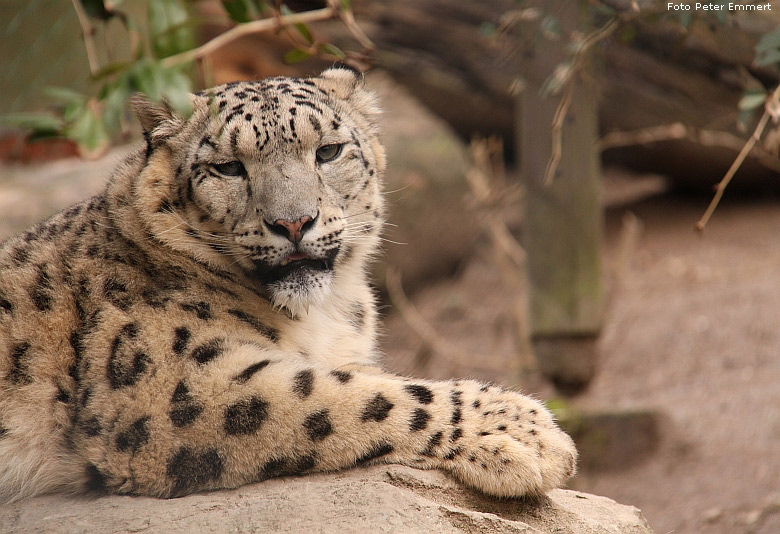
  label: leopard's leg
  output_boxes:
[79,341,576,498]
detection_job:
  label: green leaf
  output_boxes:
[129,60,193,116]
[130,60,162,102]
[254,1,268,14]
[277,3,312,42]
[539,60,572,97]
[756,48,780,68]
[678,11,693,29]
[319,43,345,60]
[479,22,496,38]
[44,91,87,124]
[62,100,87,124]
[27,129,64,142]
[66,106,109,154]
[755,26,780,53]
[160,68,193,117]
[102,77,133,131]
[125,17,146,60]
[738,90,767,111]
[283,49,311,64]
[92,60,133,80]
[295,22,314,45]
[149,0,195,59]
[41,86,86,106]
[222,0,250,23]
[737,108,758,130]
[544,397,571,417]
[340,0,351,10]
[0,112,64,133]
[540,15,561,39]
[222,0,266,22]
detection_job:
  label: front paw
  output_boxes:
[444,384,577,497]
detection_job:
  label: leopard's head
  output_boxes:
[131,68,386,316]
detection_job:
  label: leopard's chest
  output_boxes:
[276,303,376,368]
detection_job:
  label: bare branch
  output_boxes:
[71,0,101,76]
[385,268,493,370]
[467,137,534,368]
[695,110,771,232]
[467,138,527,270]
[329,0,375,51]
[543,81,573,186]
[599,122,690,148]
[600,122,780,172]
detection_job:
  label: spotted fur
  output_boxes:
[0,68,576,502]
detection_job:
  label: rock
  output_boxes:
[0,465,652,534]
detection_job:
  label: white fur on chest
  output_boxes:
[277,309,371,368]
[275,271,377,368]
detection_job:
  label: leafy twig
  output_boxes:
[542,17,618,186]
[162,7,339,68]
[696,85,780,232]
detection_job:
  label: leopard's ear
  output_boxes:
[316,65,363,99]
[315,66,381,120]
[131,93,185,142]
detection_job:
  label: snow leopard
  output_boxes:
[0,67,576,502]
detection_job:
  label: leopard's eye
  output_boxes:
[315,144,343,164]
[212,161,246,176]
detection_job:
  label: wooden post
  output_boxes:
[518,0,604,393]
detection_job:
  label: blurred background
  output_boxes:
[2,1,780,532]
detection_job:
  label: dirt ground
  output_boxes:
[380,175,780,534]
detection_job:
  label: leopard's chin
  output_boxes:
[266,268,334,317]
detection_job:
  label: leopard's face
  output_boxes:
[134,69,386,316]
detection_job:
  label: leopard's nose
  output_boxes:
[264,213,317,244]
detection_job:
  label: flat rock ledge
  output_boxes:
[0,465,652,533]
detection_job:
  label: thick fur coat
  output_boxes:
[0,68,576,502]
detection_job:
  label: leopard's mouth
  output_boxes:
[273,256,333,279]
[250,252,335,285]
[280,252,309,266]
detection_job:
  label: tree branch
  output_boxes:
[695,110,771,232]
[328,0,375,51]
[542,17,618,186]
[71,0,101,76]
[696,84,780,231]
[161,7,339,68]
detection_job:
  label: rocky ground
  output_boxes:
[0,465,651,534]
